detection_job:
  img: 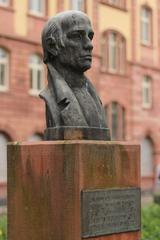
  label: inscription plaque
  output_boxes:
[81,187,141,238]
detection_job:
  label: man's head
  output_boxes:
[42,11,94,72]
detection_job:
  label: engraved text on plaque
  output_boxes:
[81,188,141,238]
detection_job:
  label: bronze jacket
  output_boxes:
[39,63,107,128]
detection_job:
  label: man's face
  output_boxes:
[57,14,94,72]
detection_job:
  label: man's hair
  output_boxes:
[41,17,64,64]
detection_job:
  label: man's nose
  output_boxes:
[83,38,93,51]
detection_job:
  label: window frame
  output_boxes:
[111,102,118,139]
[108,32,117,73]
[141,137,154,177]
[29,54,44,96]
[141,6,152,46]
[101,30,126,75]
[70,0,84,10]
[0,132,11,183]
[0,0,9,7]
[119,37,126,74]
[28,0,46,17]
[142,75,152,109]
[28,133,43,142]
[0,48,9,92]
[100,0,126,10]
[105,101,126,140]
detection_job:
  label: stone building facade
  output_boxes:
[0,0,160,207]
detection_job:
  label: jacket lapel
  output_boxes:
[46,64,88,126]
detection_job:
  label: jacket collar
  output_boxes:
[47,63,73,104]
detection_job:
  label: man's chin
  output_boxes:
[80,63,92,72]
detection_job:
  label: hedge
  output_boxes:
[141,203,160,240]
[0,215,7,240]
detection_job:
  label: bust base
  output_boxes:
[44,127,111,140]
[8,140,141,240]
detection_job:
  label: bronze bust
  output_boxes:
[40,11,110,140]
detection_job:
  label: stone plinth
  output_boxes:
[8,141,141,240]
[44,127,110,141]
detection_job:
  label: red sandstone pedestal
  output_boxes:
[8,140,141,240]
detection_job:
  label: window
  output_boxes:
[156,164,160,184]
[0,0,9,7]
[141,137,153,177]
[28,133,43,141]
[105,102,125,140]
[29,0,45,16]
[111,102,118,139]
[108,0,119,3]
[0,133,10,182]
[0,48,8,91]
[107,0,126,9]
[71,0,84,10]
[29,54,44,95]
[102,31,126,74]
[141,7,152,45]
[142,75,152,108]
[108,32,117,72]
[119,37,125,74]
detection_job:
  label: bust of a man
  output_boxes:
[40,11,110,140]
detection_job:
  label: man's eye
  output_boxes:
[88,32,94,40]
[69,33,82,40]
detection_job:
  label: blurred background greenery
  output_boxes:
[0,215,7,240]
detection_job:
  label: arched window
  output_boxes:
[29,54,44,95]
[108,32,117,72]
[0,133,10,182]
[107,0,126,9]
[101,31,126,74]
[119,37,125,74]
[142,75,152,109]
[141,6,152,45]
[141,137,154,177]
[28,133,43,142]
[0,48,9,91]
[105,102,125,140]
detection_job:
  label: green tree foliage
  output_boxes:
[0,215,7,240]
[142,204,160,240]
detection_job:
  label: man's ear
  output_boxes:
[46,36,59,57]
